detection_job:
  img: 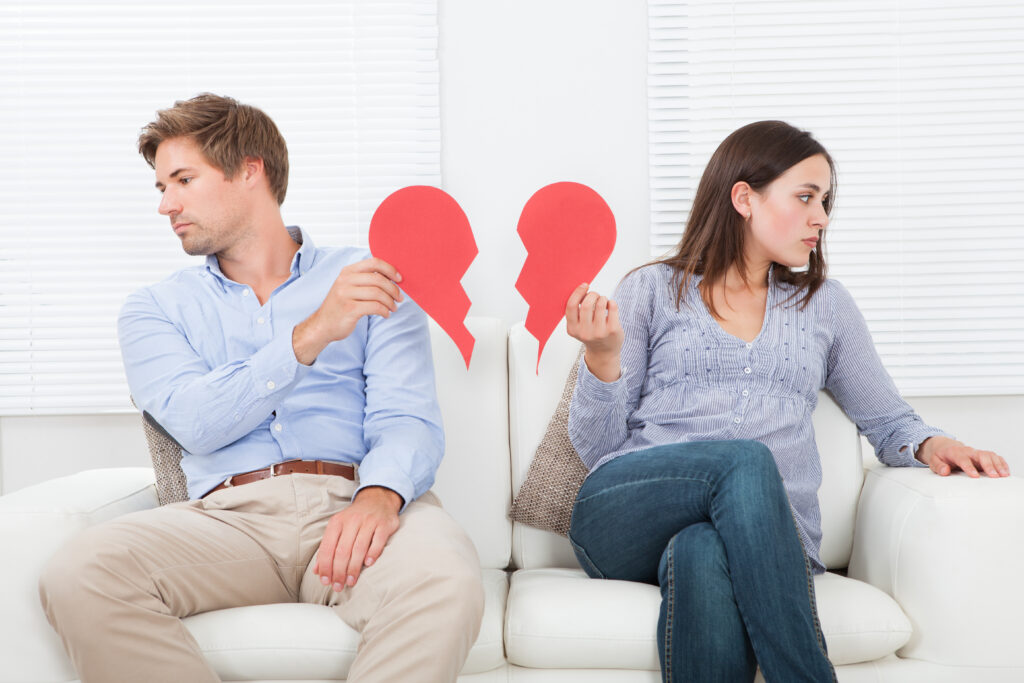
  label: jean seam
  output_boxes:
[576,475,714,505]
[791,507,836,683]
[663,535,675,683]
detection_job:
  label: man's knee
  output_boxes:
[422,551,485,626]
[39,526,116,623]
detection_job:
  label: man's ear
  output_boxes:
[731,181,752,220]
[242,156,265,186]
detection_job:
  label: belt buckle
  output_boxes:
[270,458,303,477]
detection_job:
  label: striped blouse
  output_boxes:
[567,263,948,572]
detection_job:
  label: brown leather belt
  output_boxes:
[203,459,357,497]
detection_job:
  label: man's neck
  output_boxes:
[216,216,300,304]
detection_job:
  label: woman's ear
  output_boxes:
[731,181,752,220]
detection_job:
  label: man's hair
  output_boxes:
[138,93,289,205]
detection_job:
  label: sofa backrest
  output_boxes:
[508,322,865,571]
[429,318,511,570]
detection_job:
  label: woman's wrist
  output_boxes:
[583,348,622,383]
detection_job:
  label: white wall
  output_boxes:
[0,0,651,494]
[1,1,1020,493]
[440,0,651,324]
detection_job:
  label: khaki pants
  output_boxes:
[39,473,484,683]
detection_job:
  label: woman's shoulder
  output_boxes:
[616,262,684,307]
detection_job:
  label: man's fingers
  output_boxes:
[349,257,402,283]
[315,518,343,586]
[365,527,389,567]
[331,521,360,589]
[346,525,376,585]
[348,271,404,304]
[931,459,951,476]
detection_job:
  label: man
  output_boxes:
[38,93,484,683]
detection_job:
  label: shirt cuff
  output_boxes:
[250,330,311,398]
[354,462,416,514]
[576,356,627,402]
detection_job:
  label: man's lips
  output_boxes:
[172,222,191,234]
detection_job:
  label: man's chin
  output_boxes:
[180,240,213,257]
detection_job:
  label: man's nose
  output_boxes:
[158,188,179,216]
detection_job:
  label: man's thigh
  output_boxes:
[298,490,482,622]
[43,479,301,618]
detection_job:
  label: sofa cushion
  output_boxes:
[509,351,586,536]
[182,568,508,679]
[505,568,911,669]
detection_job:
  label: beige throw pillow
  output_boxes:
[509,353,589,536]
[138,409,190,505]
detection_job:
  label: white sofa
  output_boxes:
[2,318,1023,682]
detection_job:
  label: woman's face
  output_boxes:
[746,154,831,269]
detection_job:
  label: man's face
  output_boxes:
[154,137,250,256]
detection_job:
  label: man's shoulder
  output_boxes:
[125,264,208,306]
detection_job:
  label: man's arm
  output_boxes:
[119,288,311,455]
[314,289,445,591]
[121,257,405,456]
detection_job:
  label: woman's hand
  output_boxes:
[916,436,1010,478]
[565,283,624,382]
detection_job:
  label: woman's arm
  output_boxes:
[823,280,1009,477]
[565,268,655,469]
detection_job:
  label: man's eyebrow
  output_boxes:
[154,167,195,189]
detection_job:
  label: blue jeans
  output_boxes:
[568,440,835,683]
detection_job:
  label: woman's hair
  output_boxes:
[654,120,835,313]
[138,93,289,205]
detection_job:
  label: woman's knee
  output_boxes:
[658,522,728,588]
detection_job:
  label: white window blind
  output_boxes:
[649,0,1024,395]
[0,1,441,415]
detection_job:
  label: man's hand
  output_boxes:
[293,258,403,366]
[314,486,403,591]
[916,436,1010,478]
[565,282,624,383]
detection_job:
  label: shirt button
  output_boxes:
[745,343,752,349]
[742,389,749,397]
[242,289,250,297]
[257,317,265,324]
[734,417,742,424]
[744,367,752,374]
[266,380,276,390]
[274,423,283,432]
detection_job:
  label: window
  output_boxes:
[0,1,441,414]
[648,0,1024,395]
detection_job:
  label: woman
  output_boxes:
[564,120,1009,682]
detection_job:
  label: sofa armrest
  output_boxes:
[848,467,1024,668]
[0,468,158,683]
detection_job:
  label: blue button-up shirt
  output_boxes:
[568,264,950,572]
[118,227,444,507]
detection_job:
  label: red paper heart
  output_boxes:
[515,182,616,372]
[369,186,477,368]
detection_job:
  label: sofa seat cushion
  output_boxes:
[181,568,508,679]
[505,568,911,669]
